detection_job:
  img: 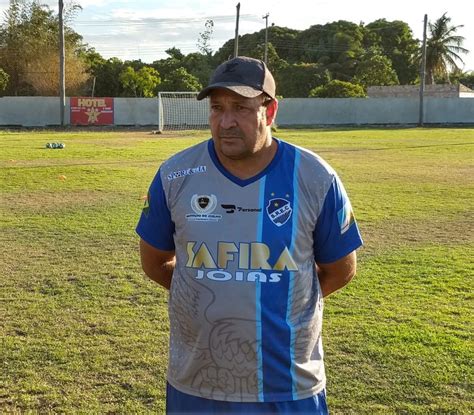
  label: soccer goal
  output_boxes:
[158,92,209,132]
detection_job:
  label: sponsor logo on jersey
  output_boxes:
[185,241,298,283]
[338,201,355,234]
[167,165,207,181]
[186,194,222,222]
[266,198,292,227]
[221,204,262,214]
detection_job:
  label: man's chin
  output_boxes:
[219,138,241,150]
[221,148,243,158]
[219,145,248,160]
[220,136,242,143]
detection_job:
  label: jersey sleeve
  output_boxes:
[136,169,176,251]
[313,175,363,263]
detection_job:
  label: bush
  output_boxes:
[0,68,9,94]
[309,80,366,98]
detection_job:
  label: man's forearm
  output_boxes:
[144,259,175,290]
[139,240,176,290]
[317,265,354,297]
[316,251,357,297]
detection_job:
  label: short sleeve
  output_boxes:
[313,176,363,263]
[136,169,175,251]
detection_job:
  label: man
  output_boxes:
[136,56,363,414]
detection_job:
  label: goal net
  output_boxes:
[158,91,209,132]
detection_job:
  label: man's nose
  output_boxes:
[219,110,237,129]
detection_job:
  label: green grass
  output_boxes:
[1,127,473,413]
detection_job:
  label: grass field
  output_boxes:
[1,127,473,414]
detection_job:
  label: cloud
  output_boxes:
[1,0,471,69]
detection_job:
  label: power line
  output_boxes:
[72,14,259,27]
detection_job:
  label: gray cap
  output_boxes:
[197,56,276,100]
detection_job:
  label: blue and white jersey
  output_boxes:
[136,138,363,403]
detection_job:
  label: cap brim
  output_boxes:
[197,82,262,100]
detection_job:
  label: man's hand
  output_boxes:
[316,251,357,297]
[139,239,176,290]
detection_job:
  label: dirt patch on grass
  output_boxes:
[1,190,129,212]
[1,158,159,169]
[359,215,473,256]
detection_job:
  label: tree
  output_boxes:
[364,19,419,84]
[0,0,89,95]
[120,66,161,97]
[458,71,474,89]
[197,20,214,56]
[180,52,214,88]
[297,21,365,80]
[135,67,161,97]
[264,26,300,63]
[213,26,299,64]
[159,67,202,91]
[151,48,186,85]
[276,63,330,97]
[309,80,366,98]
[234,42,287,74]
[165,47,185,61]
[448,69,474,89]
[353,47,399,88]
[89,57,126,97]
[78,47,105,95]
[0,68,9,93]
[425,13,469,84]
[24,49,89,95]
[119,67,138,97]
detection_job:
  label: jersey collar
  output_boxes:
[207,138,283,187]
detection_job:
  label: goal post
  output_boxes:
[158,91,209,132]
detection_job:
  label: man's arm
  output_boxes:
[139,239,176,290]
[316,250,357,298]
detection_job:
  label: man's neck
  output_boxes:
[216,137,278,180]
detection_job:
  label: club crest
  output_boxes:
[191,194,217,214]
[266,198,292,227]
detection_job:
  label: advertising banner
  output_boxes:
[70,97,114,125]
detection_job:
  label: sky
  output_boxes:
[1,0,473,72]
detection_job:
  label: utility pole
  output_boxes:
[263,13,269,65]
[58,0,66,126]
[234,3,240,57]
[91,76,96,98]
[419,14,428,127]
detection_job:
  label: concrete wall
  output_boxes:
[1,96,474,127]
[114,98,158,125]
[424,98,474,123]
[0,97,70,127]
[277,98,474,125]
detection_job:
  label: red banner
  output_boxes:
[70,97,114,125]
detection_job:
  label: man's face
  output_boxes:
[209,89,275,161]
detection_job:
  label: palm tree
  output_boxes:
[424,13,469,84]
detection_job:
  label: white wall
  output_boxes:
[0,97,69,127]
[114,98,158,125]
[1,96,474,127]
[277,98,474,125]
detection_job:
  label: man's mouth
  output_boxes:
[219,128,242,139]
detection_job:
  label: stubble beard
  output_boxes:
[217,128,271,162]
[216,127,248,160]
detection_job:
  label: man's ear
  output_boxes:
[265,99,278,126]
